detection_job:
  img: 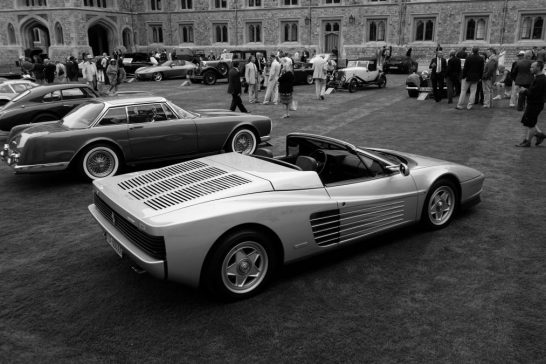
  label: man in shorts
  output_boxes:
[515,61,546,147]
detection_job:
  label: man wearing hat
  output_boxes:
[82,55,98,91]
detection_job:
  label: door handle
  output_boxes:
[129,125,144,130]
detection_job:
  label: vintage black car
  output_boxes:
[0,84,99,134]
[1,96,272,180]
[188,49,267,85]
[292,61,314,85]
[122,53,154,77]
[383,55,417,74]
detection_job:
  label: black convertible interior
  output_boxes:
[254,136,390,185]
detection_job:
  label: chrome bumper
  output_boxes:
[1,144,69,172]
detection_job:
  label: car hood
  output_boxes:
[93,152,323,220]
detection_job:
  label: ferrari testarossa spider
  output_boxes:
[88,133,484,300]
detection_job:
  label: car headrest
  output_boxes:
[295,156,318,171]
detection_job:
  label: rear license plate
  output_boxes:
[105,233,123,258]
[419,87,433,92]
[390,66,398,69]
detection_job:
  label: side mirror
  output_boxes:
[386,163,410,176]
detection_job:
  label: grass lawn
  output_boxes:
[1,75,545,363]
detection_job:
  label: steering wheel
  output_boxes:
[310,149,327,175]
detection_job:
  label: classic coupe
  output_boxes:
[1,95,271,180]
[0,83,98,134]
[135,59,197,81]
[88,133,484,301]
[328,58,386,92]
[0,79,39,106]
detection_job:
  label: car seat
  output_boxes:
[295,155,318,171]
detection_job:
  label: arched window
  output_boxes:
[466,19,475,40]
[8,23,16,45]
[222,25,228,42]
[377,21,385,41]
[521,17,532,39]
[215,24,228,42]
[415,20,424,40]
[415,18,435,41]
[247,23,261,42]
[425,20,434,40]
[333,22,339,32]
[533,17,544,39]
[291,24,298,41]
[369,22,377,41]
[122,28,131,48]
[476,19,486,40]
[55,22,64,45]
[325,23,331,32]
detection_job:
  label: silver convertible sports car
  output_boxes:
[88,133,484,301]
[1,95,271,180]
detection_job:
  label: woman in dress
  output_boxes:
[106,59,119,94]
[278,58,295,118]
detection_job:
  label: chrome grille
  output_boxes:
[310,209,341,247]
[94,193,166,260]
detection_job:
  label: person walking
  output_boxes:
[515,61,546,147]
[312,55,327,100]
[429,48,447,102]
[106,59,119,94]
[446,49,461,104]
[512,50,534,111]
[245,55,259,104]
[263,54,280,104]
[33,59,45,84]
[456,46,484,110]
[55,60,66,83]
[482,48,498,108]
[228,61,248,113]
[82,55,97,90]
[509,51,525,106]
[278,59,295,119]
[66,56,79,82]
[43,59,56,84]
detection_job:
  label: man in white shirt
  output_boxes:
[312,55,327,100]
[82,55,98,90]
[263,54,280,104]
[245,55,259,103]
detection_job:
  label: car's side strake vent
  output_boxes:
[118,160,208,190]
[310,209,341,247]
[144,174,251,210]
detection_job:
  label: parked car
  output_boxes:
[1,95,272,180]
[188,49,267,85]
[0,72,36,81]
[0,79,39,106]
[135,59,197,81]
[328,58,386,92]
[405,70,446,98]
[122,53,154,77]
[292,61,314,85]
[383,55,417,74]
[88,132,484,301]
[0,83,99,133]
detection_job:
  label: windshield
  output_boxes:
[62,103,105,129]
[167,101,198,119]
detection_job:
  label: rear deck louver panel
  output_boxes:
[117,160,251,211]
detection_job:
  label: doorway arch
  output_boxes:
[20,17,51,57]
[88,20,116,56]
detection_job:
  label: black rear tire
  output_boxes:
[202,229,277,301]
[348,79,358,93]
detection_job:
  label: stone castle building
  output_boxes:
[0,0,545,65]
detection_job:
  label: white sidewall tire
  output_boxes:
[82,145,120,180]
[229,128,257,155]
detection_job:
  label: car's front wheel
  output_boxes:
[227,128,257,155]
[421,179,458,230]
[80,144,121,180]
[203,71,217,85]
[378,75,387,88]
[203,230,277,301]
[348,79,358,93]
[152,72,163,81]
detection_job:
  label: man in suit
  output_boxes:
[516,61,546,147]
[245,55,259,104]
[429,49,447,102]
[227,61,248,113]
[446,49,461,104]
[482,48,498,108]
[456,46,485,110]
[263,54,281,104]
[511,50,534,110]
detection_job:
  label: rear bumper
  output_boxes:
[89,204,167,279]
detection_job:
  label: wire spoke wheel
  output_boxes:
[82,145,119,180]
[229,129,257,155]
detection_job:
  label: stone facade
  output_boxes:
[0,0,545,67]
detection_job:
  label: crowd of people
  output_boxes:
[422,45,546,147]
[18,50,129,95]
